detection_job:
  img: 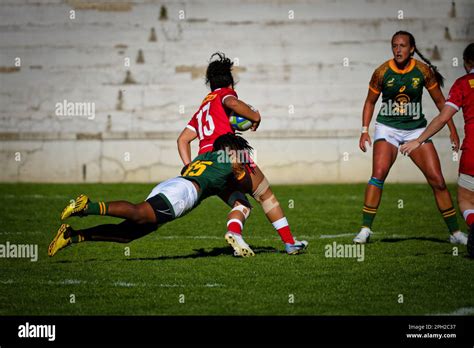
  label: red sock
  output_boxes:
[272,217,295,244]
[227,219,243,235]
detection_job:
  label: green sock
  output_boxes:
[85,201,108,216]
[362,205,377,229]
[65,228,84,243]
[70,234,84,243]
[441,207,460,233]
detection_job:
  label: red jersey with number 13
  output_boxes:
[187,88,237,154]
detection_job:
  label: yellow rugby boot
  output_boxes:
[61,194,89,220]
[48,224,74,257]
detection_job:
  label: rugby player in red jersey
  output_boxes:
[401,43,474,257]
[177,53,308,255]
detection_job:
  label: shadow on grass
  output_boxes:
[125,245,279,261]
[51,245,279,263]
[379,236,448,244]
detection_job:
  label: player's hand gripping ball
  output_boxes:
[229,104,257,131]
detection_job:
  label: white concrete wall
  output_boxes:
[0,0,473,183]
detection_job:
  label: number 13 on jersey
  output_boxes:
[196,102,215,140]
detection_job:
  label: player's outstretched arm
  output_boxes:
[428,84,460,151]
[177,128,197,165]
[400,104,458,155]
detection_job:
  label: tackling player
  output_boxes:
[400,43,474,257]
[48,134,256,257]
[177,52,307,255]
[354,31,466,245]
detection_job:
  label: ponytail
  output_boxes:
[414,47,445,88]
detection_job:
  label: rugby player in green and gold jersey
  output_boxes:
[48,133,308,258]
[354,31,467,245]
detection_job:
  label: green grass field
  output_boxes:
[0,183,473,316]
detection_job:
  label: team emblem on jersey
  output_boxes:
[386,77,395,87]
[411,78,420,89]
[469,79,474,88]
[394,94,410,115]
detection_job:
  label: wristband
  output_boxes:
[361,126,368,133]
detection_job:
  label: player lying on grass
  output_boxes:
[400,43,474,258]
[177,52,308,255]
[48,133,307,257]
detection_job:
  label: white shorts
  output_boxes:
[146,177,198,218]
[458,173,474,192]
[374,122,427,148]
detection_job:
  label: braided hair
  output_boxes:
[205,52,235,91]
[392,31,445,87]
[213,132,253,155]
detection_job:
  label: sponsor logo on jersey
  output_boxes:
[469,79,474,88]
[399,85,406,93]
[411,77,420,89]
[201,93,218,105]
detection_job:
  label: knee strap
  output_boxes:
[231,204,251,220]
[261,194,280,214]
[253,177,270,202]
[368,177,384,189]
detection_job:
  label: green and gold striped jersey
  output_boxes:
[369,58,438,130]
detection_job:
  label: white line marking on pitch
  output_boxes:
[0,194,68,199]
[157,236,277,241]
[47,279,84,285]
[433,307,474,316]
[204,283,224,287]
[113,281,137,287]
[0,231,42,235]
[319,233,355,239]
[4,278,224,289]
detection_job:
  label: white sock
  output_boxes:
[272,217,288,230]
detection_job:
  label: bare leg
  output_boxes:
[362,140,398,228]
[409,142,460,234]
[102,201,157,224]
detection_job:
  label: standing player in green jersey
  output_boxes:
[354,30,467,245]
[48,134,259,258]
